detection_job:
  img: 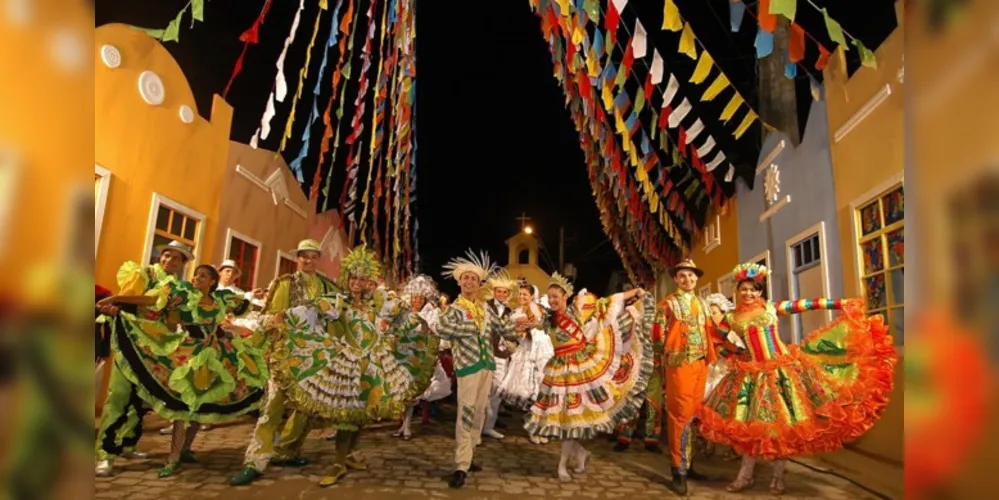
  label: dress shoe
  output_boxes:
[671,472,688,496]
[469,462,482,472]
[228,465,261,486]
[448,470,467,488]
[95,460,113,477]
[686,468,710,481]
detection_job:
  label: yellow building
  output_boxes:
[503,231,551,292]
[686,200,741,302]
[821,3,904,496]
[95,24,232,288]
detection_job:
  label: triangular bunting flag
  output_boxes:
[690,51,714,84]
[651,50,664,84]
[721,93,744,122]
[702,73,730,101]
[852,39,878,68]
[724,165,735,182]
[663,74,680,105]
[663,0,682,32]
[822,8,848,48]
[696,137,716,158]
[633,19,648,58]
[730,0,746,32]
[769,0,797,21]
[686,119,705,141]
[706,152,726,172]
[678,22,697,59]
[668,98,691,128]
[734,110,756,138]
[755,28,774,58]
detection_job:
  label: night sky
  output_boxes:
[95,0,898,297]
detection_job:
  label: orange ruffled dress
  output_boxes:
[697,299,897,460]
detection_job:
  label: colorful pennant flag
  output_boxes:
[769,0,797,21]
[730,0,746,32]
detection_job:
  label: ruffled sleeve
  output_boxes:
[116,261,150,296]
[216,289,251,317]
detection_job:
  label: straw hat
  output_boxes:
[295,239,322,256]
[217,259,242,278]
[670,258,704,278]
[155,240,194,261]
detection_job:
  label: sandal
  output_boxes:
[725,477,755,493]
[319,463,348,488]
[770,477,786,495]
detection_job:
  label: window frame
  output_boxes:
[275,250,297,278]
[849,173,905,346]
[784,221,833,343]
[224,228,262,290]
[703,214,721,254]
[95,164,112,256]
[142,193,205,279]
[717,271,736,304]
[698,284,712,300]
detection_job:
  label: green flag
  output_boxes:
[192,0,205,23]
[769,0,797,21]
[162,14,183,42]
[822,8,848,48]
[852,39,878,69]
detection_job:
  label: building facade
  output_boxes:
[735,99,845,344]
[820,3,904,496]
[504,232,551,293]
[686,199,741,304]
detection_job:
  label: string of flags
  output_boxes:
[222,0,274,98]
[134,0,206,43]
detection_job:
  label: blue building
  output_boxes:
[733,99,845,344]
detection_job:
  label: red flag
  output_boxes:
[759,0,777,33]
[644,72,653,100]
[622,43,635,75]
[789,23,806,63]
[816,45,831,70]
[659,105,671,129]
[606,2,620,45]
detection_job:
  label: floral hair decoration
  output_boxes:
[733,262,769,283]
[341,244,382,284]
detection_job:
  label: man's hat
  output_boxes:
[670,258,704,278]
[295,239,322,256]
[218,259,242,277]
[155,240,194,261]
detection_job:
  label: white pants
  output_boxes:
[455,369,493,472]
[483,358,507,434]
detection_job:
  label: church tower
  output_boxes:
[504,231,551,293]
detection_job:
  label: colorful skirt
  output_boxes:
[417,360,453,402]
[525,318,652,440]
[270,305,439,430]
[697,307,897,460]
[497,330,555,409]
[108,313,269,424]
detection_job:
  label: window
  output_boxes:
[717,272,736,303]
[698,284,712,300]
[787,223,831,343]
[276,250,297,278]
[143,194,204,277]
[225,229,261,290]
[518,247,530,264]
[948,175,996,358]
[703,215,721,253]
[855,184,904,344]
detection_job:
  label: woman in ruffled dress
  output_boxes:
[96,262,269,478]
[271,245,438,487]
[524,273,655,482]
[393,275,453,440]
[497,283,554,444]
[698,263,897,495]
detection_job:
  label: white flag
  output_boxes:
[651,50,664,84]
[633,20,647,59]
[663,74,680,108]
[706,151,727,172]
[668,98,691,128]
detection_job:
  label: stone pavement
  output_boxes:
[95,408,884,500]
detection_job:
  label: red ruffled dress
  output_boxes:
[697,298,897,460]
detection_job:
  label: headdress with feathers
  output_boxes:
[442,249,498,282]
[403,274,438,298]
[487,270,518,293]
[548,272,574,297]
[341,245,381,284]
[733,262,769,284]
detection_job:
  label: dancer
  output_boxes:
[658,259,739,495]
[613,303,666,453]
[436,250,522,489]
[694,293,742,461]
[482,272,517,440]
[698,263,897,495]
[95,241,192,476]
[394,275,452,440]
[525,273,655,482]
[268,245,438,487]
[229,239,341,486]
[496,283,554,444]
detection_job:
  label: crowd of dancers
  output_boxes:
[94,238,897,495]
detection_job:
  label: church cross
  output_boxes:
[516,213,531,230]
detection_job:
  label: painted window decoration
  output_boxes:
[856,184,904,344]
[279,255,297,277]
[150,204,199,271]
[228,236,259,290]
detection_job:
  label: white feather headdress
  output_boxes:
[442,249,498,282]
[705,293,735,312]
[403,274,438,298]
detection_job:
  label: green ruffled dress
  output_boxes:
[270,291,439,430]
[106,262,269,424]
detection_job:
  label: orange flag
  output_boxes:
[815,45,831,70]
[759,0,777,33]
[789,23,805,63]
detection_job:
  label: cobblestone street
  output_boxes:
[94,405,883,499]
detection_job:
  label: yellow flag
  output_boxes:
[721,93,744,122]
[572,25,585,46]
[690,51,713,84]
[662,0,682,32]
[629,146,639,167]
[587,52,600,77]
[650,192,659,212]
[602,84,614,110]
[679,22,697,60]
[734,110,757,139]
[702,73,730,101]
[555,0,571,16]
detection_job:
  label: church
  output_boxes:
[502,229,551,293]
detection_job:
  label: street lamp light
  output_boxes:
[524,226,533,235]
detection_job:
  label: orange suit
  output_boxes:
[658,291,734,476]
